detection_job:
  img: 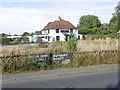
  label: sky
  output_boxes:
[0,0,119,35]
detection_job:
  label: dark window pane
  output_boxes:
[45,36,47,39]
[56,29,59,33]
[48,36,50,41]
[61,29,69,33]
[70,29,73,33]
[56,36,60,41]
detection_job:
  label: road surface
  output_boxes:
[2,69,119,88]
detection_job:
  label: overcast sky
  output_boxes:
[0,0,119,35]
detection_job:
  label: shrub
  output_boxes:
[67,34,77,52]
[78,27,93,35]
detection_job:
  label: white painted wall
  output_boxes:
[28,36,32,42]
[31,35,38,42]
[7,36,22,38]
[73,29,78,39]
[6,28,80,43]
[78,34,83,40]
[40,29,79,43]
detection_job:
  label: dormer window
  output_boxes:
[56,29,59,33]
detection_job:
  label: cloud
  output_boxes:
[0,2,117,34]
[0,7,50,34]
[1,0,119,2]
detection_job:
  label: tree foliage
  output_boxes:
[0,33,9,38]
[109,1,120,32]
[116,1,120,30]
[35,31,42,34]
[78,23,112,35]
[78,28,93,35]
[78,15,101,28]
[22,32,29,37]
[109,13,118,33]
[78,3,120,35]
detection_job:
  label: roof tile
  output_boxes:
[42,20,77,30]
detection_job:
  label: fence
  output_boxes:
[1,52,72,73]
[72,50,118,66]
[1,50,118,73]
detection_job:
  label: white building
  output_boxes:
[33,19,83,43]
[117,30,120,34]
[7,36,22,39]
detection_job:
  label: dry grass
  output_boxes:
[1,39,118,57]
[77,39,118,52]
[1,39,119,74]
[72,50,118,67]
[1,46,51,57]
[1,42,68,57]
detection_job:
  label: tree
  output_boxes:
[100,23,109,30]
[78,27,93,35]
[0,33,7,38]
[99,23,112,34]
[116,1,120,31]
[109,1,120,33]
[35,31,42,35]
[78,15,101,28]
[22,32,29,37]
[109,13,118,33]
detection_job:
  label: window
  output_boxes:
[45,36,47,39]
[56,29,59,33]
[48,36,50,41]
[61,29,69,33]
[56,36,60,41]
[48,30,49,34]
[41,36,44,38]
[70,29,73,33]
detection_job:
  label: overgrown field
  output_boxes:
[1,39,118,56]
[1,39,119,74]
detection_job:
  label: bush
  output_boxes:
[78,27,93,35]
[67,34,77,52]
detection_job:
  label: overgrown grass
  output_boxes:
[1,39,119,74]
[1,41,68,57]
[1,39,118,56]
[72,50,118,67]
[77,39,118,51]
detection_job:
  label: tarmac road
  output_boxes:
[2,69,119,88]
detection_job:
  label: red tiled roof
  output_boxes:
[42,20,77,30]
